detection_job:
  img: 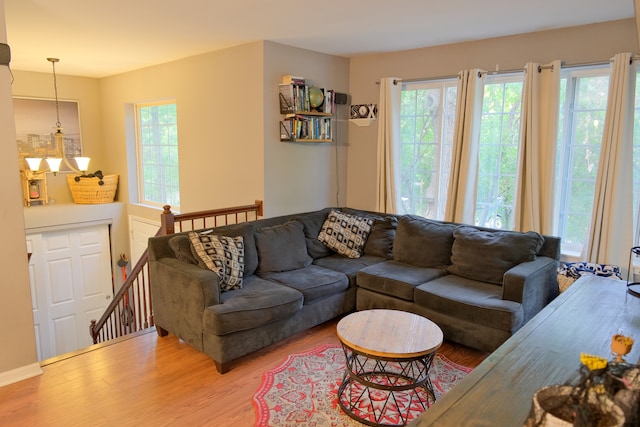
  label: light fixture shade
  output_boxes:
[25,158,42,171]
[75,157,91,172]
[45,157,62,174]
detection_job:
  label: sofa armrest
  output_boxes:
[502,256,559,322]
[150,258,221,349]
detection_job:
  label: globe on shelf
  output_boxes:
[309,87,324,110]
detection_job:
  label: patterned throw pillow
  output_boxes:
[188,231,244,291]
[318,209,374,259]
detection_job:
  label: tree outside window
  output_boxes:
[135,102,180,209]
[399,80,457,219]
[555,67,609,255]
[476,74,523,230]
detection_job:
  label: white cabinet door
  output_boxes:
[27,234,50,361]
[28,223,113,361]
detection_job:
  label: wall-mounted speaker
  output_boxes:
[0,43,10,66]
[334,92,348,105]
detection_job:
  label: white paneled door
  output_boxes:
[27,223,113,361]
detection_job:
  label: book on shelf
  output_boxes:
[280,115,332,141]
[321,89,334,114]
[281,75,305,85]
[279,84,294,113]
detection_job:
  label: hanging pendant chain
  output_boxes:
[49,58,62,129]
[53,61,61,128]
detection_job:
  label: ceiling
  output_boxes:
[3,0,637,78]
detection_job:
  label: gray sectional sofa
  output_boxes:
[148,207,560,373]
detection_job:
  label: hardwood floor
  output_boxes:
[0,318,488,426]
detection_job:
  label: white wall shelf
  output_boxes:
[349,118,376,127]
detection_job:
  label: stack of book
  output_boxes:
[279,83,334,114]
[281,75,305,85]
[280,115,332,141]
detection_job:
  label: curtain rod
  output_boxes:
[375,58,636,85]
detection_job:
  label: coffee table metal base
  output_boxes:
[337,344,436,426]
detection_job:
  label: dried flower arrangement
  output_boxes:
[527,335,638,427]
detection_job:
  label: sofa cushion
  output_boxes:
[189,232,244,291]
[318,209,374,259]
[313,253,386,287]
[357,260,447,302]
[203,275,304,335]
[254,220,312,274]
[259,265,349,304]
[447,227,545,285]
[414,274,524,332]
[393,215,457,268]
[363,216,397,259]
[294,208,335,259]
[168,234,199,265]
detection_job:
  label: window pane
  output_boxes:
[476,75,523,230]
[399,80,457,219]
[634,72,640,245]
[136,102,180,208]
[555,69,609,254]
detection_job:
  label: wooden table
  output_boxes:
[411,275,640,426]
[337,309,443,426]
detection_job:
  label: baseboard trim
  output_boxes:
[0,362,43,387]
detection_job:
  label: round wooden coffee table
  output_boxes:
[336,309,443,426]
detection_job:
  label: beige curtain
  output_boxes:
[513,60,561,234]
[444,69,485,224]
[376,77,402,213]
[583,53,637,276]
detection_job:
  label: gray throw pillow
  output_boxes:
[255,220,312,273]
[363,216,397,259]
[447,226,545,285]
[168,234,199,265]
[294,208,334,259]
[393,215,456,267]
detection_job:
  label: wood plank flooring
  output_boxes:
[0,318,488,426]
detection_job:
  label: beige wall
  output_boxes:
[100,42,266,221]
[0,0,40,381]
[262,41,350,216]
[346,19,640,211]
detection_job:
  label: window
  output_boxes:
[399,80,457,219]
[475,73,524,230]
[135,101,180,208]
[634,72,640,245]
[555,66,609,254]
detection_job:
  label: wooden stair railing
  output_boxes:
[89,200,264,345]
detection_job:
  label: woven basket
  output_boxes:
[67,174,119,204]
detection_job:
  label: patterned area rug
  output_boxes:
[252,344,472,426]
